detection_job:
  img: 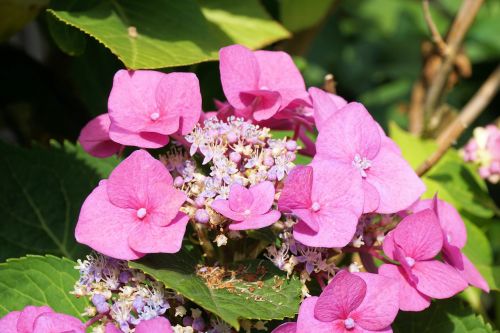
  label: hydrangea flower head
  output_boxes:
[219,44,308,121]
[0,306,84,333]
[105,317,173,333]
[380,208,468,311]
[278,161,363,248]
[108,70,202,148]
[78,113,123,158]
[273,271,399,333]
[211,181,281,230]
[314,101,425,214]
[75,149,189,260]
[462,124,500,183]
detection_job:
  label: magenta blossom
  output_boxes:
[380,209,468,311]
[413,197,489,292]
[108,70,201,148]
[0,306,85,333]
[78,113,123,158]
[75,149,189,260]
[219,44,308,122]
[211,181,281,230]
[105,317,173,333]
[278,161,363,248]
[273,271,399,333]
[313,101,425,214]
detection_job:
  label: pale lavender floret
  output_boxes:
[229,151,241,163]
[193,317,206,331]
[195,209,210,223]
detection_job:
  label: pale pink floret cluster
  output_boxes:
[462,124,500,183]
[65,44,489,331]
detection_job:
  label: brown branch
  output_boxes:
[323,73,336,94]
[422,0,448,55]
[423,0,483,123]
[417,65,500,176]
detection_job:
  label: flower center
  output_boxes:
[344,318,356,330]
[405,256,415,268]
[447,233,452,243]
[243,209,251,216]
[150,112,160,121]
[311,202,321,212]
[259,85,269,90]
[352,154,372,178]
[136,207,147,219]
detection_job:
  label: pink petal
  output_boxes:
[393,244,419,285]
[315,271,367,322]
[219,45,259,109]
[135,317,174,333]
[210,200,245,221]
[17,306,53,333]
[412,260,467,298]
[254,50,306,108]
[272,322,297,333]
[366,146,425,214]
[240,90,281,121]
[128,212,189,254]
[32,312,85,333]
[350,273,399,331]
[458,253,490,292]
[392,209,443,261]
[311,160,364,216]
[315,102,381,163]
[292,208,320,232]
[249,181,276,215]
[155,72,202,135]
[309,87,346,131]
[379,264,431,312]
[105,323,122,333]
[278,166,313,212]
[229,210,281,231]
[0,311,20,333]
[414,198,467,249]
[382,230,396,260]
[296,297,336,333]
[78,114,122,158]
[107,150,173,209]
[293,208,359,248]
[376,123,401,156]
[108,123,169,149]
[228,183,253,212]
[362,181,380,213]
[147,184,186,227]
[75,182,144,260]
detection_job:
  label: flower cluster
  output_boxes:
[462,123,500,183]
[1,44,490,333]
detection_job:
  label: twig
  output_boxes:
[191,221,217,262]
[422,0,448,55]
[417,65,500,176]
[423,0,484,122]
[323,74,336,94]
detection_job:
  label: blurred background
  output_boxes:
[0,0,499,330]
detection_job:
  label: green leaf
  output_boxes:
[130,249,302,329]
[0,255,88,319]
[48,0,289,69]
[393,299,495,333]
[0,141,116,261]
[280,0,334,32]
[0,0,49,41]
[388,122,437,169]
[46,13,87,56]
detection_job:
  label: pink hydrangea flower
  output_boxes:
[211,181,281,230]
[278,161,363,248]
[272,271,399,333]
[313,101,425,214]
[75,149,189,260]
[78,113,123,158]
[219,44,308,121]
[0,306,84,333]
[413,197,489,292]
[108,70,202,148]
[105,317,173,333]
[380,209,468,311]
